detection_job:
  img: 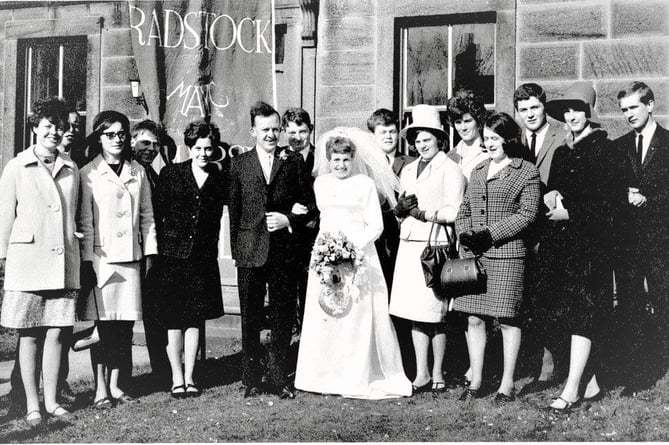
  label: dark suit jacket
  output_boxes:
[392,154,415,178]
[521,121,567,187]
[615,124,669,258]
[228,147,314,268]
[153,160,227,259]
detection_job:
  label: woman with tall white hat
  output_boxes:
[539,81,626,411]
[389,105,466,393]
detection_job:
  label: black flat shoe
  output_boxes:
[170,385,187,399]
[583,390,606,403]
[458,388,479,401]
[548,396,581,413]
[431,381,448,393]
[493,391,515,406]
[412,380,432,394]
[93,397,113,409]
[244,386,261,398]
[278,386,296,400]
[186,384,202,398]
[113,393,136,404]
[518,378,554,396]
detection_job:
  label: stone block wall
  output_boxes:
[517,0,669,139]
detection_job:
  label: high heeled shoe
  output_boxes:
[548,396,582,413]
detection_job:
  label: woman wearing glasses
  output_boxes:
[78,111,157,408]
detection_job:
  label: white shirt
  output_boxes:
[636,119,657,164]
[191,162,209,188]
[487,157,512,180]
[525,121,549,157]
[447,138,488,181]
[255,147,275,183]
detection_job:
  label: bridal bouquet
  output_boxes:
[310,231,364,317]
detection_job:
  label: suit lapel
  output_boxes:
[623,132,641,177]
[268,152,283,184]
[642,127,663,170]
[97,157,126,190]
[535,125,556,167]
[392,156,405,176]
[250,148,268,184]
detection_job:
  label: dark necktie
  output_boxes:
[530,132,537,161]
[636,134,643,168]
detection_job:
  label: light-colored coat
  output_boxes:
[79,155,157,287]
[0,148,81,291]
[398,151,466,242]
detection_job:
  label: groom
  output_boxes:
[229,101,314,399]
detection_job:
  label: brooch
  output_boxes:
[130,168,137,176]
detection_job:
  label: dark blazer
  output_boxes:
[392,154,415,178]
[456,157,540,259]
[615,123,669,257]
[228,147,314,268]
[153,160,227,259]
[521,121,567,187]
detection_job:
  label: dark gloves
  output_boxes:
[80,261,97,292]
[409,206,427,222]
[393,192,418,218]
[459,229,494,255]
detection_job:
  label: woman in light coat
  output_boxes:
[0,98,79,424]
[455,112,540,404]
[79,110,157,408]
[389,105,466,393]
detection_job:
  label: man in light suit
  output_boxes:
[228,102,314,399]
[614,81,669,396]
[513,83,569,396]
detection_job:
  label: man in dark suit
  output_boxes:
[513,83,569,396]
[614,81,669,395]
[228,101,314,399]
[280,108,318,327]
[367,108,414,290]
[367,108,416,379]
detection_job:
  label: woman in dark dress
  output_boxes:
[540,82,626,411]
[152,121,226,398]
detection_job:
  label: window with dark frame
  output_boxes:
[15,35,87,153]
[394,13,496,152]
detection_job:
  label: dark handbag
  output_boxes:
[420,220,458,288]
[440,230,486,287]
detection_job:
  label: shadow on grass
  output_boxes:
[0,418,71,443]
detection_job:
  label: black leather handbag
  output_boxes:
[420,220,458,288]
[440,230,486,288]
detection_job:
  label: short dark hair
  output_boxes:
[131,119,161,139]
[282,107,313,129]
[367,108,398,132]
[325,136,356,160]
[484,112,525,159]
[29,97,69,128]
[513,83,547,109]
[88,110,133,162]
[446,89,487,128]
[183,120,221,148]
[617,81,654,105]
[250,101,279,127]
[405,128,447,151]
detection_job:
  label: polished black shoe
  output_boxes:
[411,380,432,394]
[518,379,554,397]
[244,386,261,398]
[458,388,479,401]
[277,385,296,400]
[493,391,515,406]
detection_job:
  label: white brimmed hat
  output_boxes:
[399,104,449,141]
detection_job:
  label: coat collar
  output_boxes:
[473,157,524,181]
[410,151,449,182]
[92,154,138,188]
[18,146,76,177]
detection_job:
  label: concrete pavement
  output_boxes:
[0,316,241,397]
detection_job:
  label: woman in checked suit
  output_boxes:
[454,112,540,404]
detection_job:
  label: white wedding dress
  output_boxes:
[295,173,412,399]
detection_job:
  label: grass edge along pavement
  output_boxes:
[0,335,666,442]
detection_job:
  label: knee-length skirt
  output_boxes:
[1,289,77,328]
[452,256,525,319]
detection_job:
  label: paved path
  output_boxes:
[0,316,241,397]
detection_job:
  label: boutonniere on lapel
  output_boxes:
[498,168,511,180]
[278,149,290,161]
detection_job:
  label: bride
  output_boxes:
[294,128,412,399]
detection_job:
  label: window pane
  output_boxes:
[451,23,495,104]
[30,42,60,104]
[62,38,88,111]
[405,26,449,106]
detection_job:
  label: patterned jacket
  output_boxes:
[456,157,540,258]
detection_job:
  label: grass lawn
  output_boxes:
[0,335,667,443]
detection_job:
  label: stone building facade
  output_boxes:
[0,0,666,308]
